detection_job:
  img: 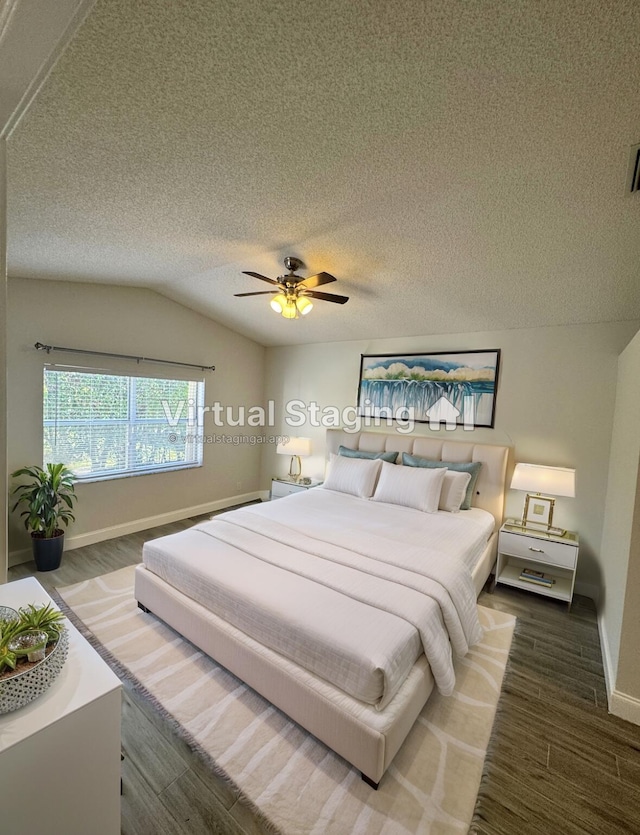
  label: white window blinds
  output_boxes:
[43,369,204,480]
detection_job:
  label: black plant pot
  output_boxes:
[31,530,65,571]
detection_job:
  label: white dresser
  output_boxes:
[0,577,121,835]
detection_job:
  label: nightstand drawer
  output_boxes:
[271,481,304,499]
[271,480,305,499]
[499,531,577,569]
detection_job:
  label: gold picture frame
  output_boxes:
[523,494,555,530]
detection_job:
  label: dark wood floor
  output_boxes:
[9,515,640,834]
[473,587,640,835]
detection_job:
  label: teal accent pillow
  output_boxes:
[338,445,398,464]
[401,453,482,510]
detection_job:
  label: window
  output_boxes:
[44,369,204,480]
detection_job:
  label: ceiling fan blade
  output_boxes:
[234,291,279,297]
[242,271,279,286]
[299,271,336,289]
[305,290,349,304]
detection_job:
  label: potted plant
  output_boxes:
[11,463,77,571]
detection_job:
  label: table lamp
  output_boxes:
[276,437,312,482]
[510,462,575,534]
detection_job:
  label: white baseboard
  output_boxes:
[8,548,32,568]
[597,611,616,705]
[598,611,640,725]
[8,491,265,567]
[610,689,640,726]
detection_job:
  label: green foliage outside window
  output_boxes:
[44,370,202,478]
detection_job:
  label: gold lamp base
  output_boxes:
[288,455,302,481]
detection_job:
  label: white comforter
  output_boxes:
[142,489,488,709]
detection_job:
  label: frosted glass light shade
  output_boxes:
[270,292,313,318]
[270,294,287,313]
[510,463,575,497]
[296,296,313,315]
[281,300,297,319]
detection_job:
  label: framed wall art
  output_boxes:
[356,349,501,429]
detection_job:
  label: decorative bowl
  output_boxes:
[0,627,69,714]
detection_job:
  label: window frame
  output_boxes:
[43,367,205,482]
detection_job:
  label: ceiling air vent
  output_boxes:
[627,143,640,195]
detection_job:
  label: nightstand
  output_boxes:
[496,520,579,606]
[270,477,322,500]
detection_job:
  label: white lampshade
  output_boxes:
[276,437,312,457]
[510,463,575,498]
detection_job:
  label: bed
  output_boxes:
[134,429,509,787]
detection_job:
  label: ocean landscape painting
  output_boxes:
[357,350,501,428]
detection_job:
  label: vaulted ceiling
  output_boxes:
[7,0,640,346]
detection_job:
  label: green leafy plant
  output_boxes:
[11,463,77,539]
[18,603,66,642]
[0,619,26,672]
[0,605,65,673]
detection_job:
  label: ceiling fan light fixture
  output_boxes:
[270,294,287,313]
[296,296,313,316]
[237,257,348,319]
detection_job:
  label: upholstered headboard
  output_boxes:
[326,429,510,529]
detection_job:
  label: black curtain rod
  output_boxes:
[34,342,215,372]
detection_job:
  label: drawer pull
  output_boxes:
[528,547,545,553]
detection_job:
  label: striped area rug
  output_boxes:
[57,566,515,835]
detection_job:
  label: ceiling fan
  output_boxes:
[235,256,349,319]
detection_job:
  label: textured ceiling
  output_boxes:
[7,0,640,346]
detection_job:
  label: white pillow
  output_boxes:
[322,453,382,498]
[372,461,446,513]
[439,471,472,513]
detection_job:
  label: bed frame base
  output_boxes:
[139,591,383,790]
[134,563,439,786]
[361,773,380,790]
[132,530,499,787]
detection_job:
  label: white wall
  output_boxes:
[0,141,6,583]
[616,466,640,712]
[0,0,110,582]
[599,329,640,714]
[262,321,639,596]
[8,277,265,562]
